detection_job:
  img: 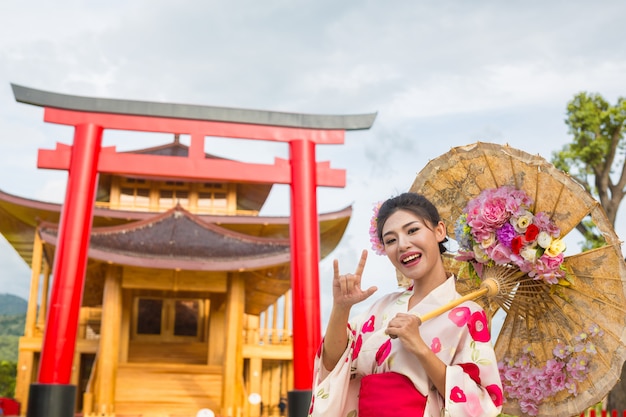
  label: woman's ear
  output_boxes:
[435,221,447,242]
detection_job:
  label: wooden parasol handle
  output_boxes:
[419,277,500,322]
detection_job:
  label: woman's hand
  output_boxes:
[323,249,377,371]
[332,249,377,309]
[386,312,447,396]
[386,313,429,356]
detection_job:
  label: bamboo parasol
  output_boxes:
[409,141,626,417]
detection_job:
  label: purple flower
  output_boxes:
[496,222,516,248]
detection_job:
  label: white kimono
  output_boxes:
[308,277,503,417]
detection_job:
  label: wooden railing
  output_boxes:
[244,291,292,347]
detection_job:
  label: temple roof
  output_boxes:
[0,188,351,267]
[39,205,292,271]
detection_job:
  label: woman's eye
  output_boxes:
[408,227,419,234]
[384,237,396,246]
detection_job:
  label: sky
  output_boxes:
[1,1,626,329]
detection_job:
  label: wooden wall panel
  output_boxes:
[122,266,227,292]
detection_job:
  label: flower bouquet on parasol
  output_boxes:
[408,141,626,417]
[454,185,567,286]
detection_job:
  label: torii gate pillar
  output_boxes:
[12,84,376,417]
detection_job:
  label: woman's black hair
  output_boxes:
[376,192,448,254]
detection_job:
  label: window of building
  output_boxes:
[133,297,203,341]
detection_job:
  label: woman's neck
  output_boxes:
[409,265,448,305]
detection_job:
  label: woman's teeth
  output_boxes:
[402,254,421,263]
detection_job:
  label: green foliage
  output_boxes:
[0,315,25,337]
[0,315,23,365]
[551,92,626,248]
[0,336,19,363]
[0,360,16,398]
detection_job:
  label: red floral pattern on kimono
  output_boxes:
[308,276,503,417]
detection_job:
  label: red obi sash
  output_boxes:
[358,372,427,417]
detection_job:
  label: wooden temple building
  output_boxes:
[0,137,351,416]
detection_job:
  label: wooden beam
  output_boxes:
[242,344,293,361]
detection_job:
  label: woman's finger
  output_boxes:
[354,249,368,277]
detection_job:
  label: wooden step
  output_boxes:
[114,363,222,416]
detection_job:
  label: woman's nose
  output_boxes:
[397,234,411,249]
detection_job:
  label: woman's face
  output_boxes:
[381,209,446,283]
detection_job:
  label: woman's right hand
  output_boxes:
[332,249,378,309]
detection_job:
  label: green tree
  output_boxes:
[0,360,16,398]
[551,92,626,410]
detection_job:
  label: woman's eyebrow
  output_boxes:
[382,220,422,237]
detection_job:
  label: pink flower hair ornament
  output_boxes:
[369,201,386,255]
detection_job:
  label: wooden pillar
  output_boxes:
[14,349,35,414]
[222,273,245,417]
[119,287,131,364]
[25,230,43,338]
[248,357,262,417]
[36,261,51,332]
[95,264,122,413]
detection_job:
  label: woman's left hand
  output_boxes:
[386,313,428,355]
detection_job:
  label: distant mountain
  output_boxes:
[0,293,27,316]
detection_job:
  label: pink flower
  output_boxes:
[538,253,564,272]
[486,384,503,407]
[459,362,481,384]
[468,310,490,342]
[465,393,483,417]
[520,399,539,416]
[489,242,513,264]
[362,315,375,333]
[375,339,391,366]
[450,386,467,403]
[534,211,561,236]
[351,335,363,360]
[480,196,510,229]
[449,306,471,327]
[431,337,442,353]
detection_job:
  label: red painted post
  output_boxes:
[288,139,321,416]
[28,123,103,417]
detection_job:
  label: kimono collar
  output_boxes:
[407,275,458,315]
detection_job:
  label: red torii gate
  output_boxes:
[12,84,376,417]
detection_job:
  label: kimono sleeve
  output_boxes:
[441,305,504,417]
[308,321,360,417]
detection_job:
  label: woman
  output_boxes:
[308,193,503,417]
